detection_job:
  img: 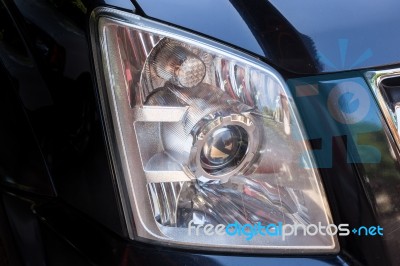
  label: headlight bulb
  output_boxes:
[142,39,206,97]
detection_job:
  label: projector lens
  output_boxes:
[200,126,249,175]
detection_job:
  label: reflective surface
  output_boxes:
[135,0,400,74]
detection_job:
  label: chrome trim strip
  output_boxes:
[365,68,400,154]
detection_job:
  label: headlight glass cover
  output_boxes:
[91,8,337,252]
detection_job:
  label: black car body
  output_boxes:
[1,0,400,265]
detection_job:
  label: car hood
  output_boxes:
[133,0,400,74]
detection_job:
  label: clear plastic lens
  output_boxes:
[94,10,336,252]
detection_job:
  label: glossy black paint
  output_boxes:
[134,0,400,74]
[0,4,55,197]
[0,0,125,237]
[0,0,399,265]
[2,192,47,265]
[0,192,22,266]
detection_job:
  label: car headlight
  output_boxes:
[90,7,337,253]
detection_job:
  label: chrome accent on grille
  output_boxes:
[365,68,400,155]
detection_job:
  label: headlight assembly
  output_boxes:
[91,8,337,253]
